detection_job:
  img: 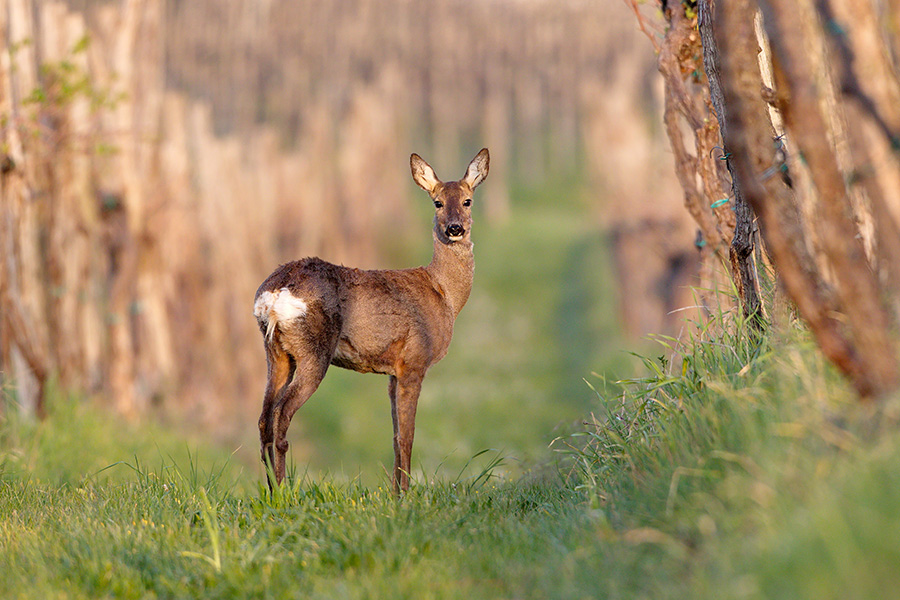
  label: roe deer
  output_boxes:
[253,148,489,494]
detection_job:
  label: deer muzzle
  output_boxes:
[445,223,465,240]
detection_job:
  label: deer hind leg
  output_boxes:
[259,343,292,474]
[390,372,423,495]
[269,344,333,485]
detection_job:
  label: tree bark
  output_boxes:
[698,0,764,325]
[816,0,900,303]
[654,2,740,310]
[716,0,881,398]
[758,0,898,398]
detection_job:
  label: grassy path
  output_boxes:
[5,318,900,599]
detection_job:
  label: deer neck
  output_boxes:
[425,232,474,319]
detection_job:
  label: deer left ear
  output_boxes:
[463,148,489,190]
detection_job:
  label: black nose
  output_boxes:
[446,224,464,238]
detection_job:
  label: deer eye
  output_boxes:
[463,198,472,207]
[434,200,443,208]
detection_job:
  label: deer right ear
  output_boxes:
[411,154,441,196]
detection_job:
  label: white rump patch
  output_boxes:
[253,291,276,321]
[271,288,308,321]
[253,288,307,342]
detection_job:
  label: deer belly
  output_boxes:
[331,335,402,375]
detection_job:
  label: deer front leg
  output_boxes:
[390,373,423,495]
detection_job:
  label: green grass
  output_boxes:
[4,303,900,598]
[0,394,248,490]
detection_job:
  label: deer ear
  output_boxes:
[463,148,489,190]
[411,154,441,195]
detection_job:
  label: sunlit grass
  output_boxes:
[4,263,900,598]
[556,301,900,598]
[0,434,588,599]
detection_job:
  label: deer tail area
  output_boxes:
[253,287,309,344]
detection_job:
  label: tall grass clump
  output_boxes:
[559,293,900,598]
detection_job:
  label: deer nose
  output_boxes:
[446,223,464,238]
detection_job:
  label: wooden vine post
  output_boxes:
[629,0,764,323]
[639,0,900,400]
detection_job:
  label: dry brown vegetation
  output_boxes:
[0,0,694,428]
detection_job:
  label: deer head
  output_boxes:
[411,148,489,245]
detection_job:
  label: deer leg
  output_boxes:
[270,353,330,485]
[390,373,423,495]
[259,345,293,474]
[389,375,400,493]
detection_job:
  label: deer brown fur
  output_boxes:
[254,149,489,494]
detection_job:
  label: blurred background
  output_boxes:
[0,0,701,482]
